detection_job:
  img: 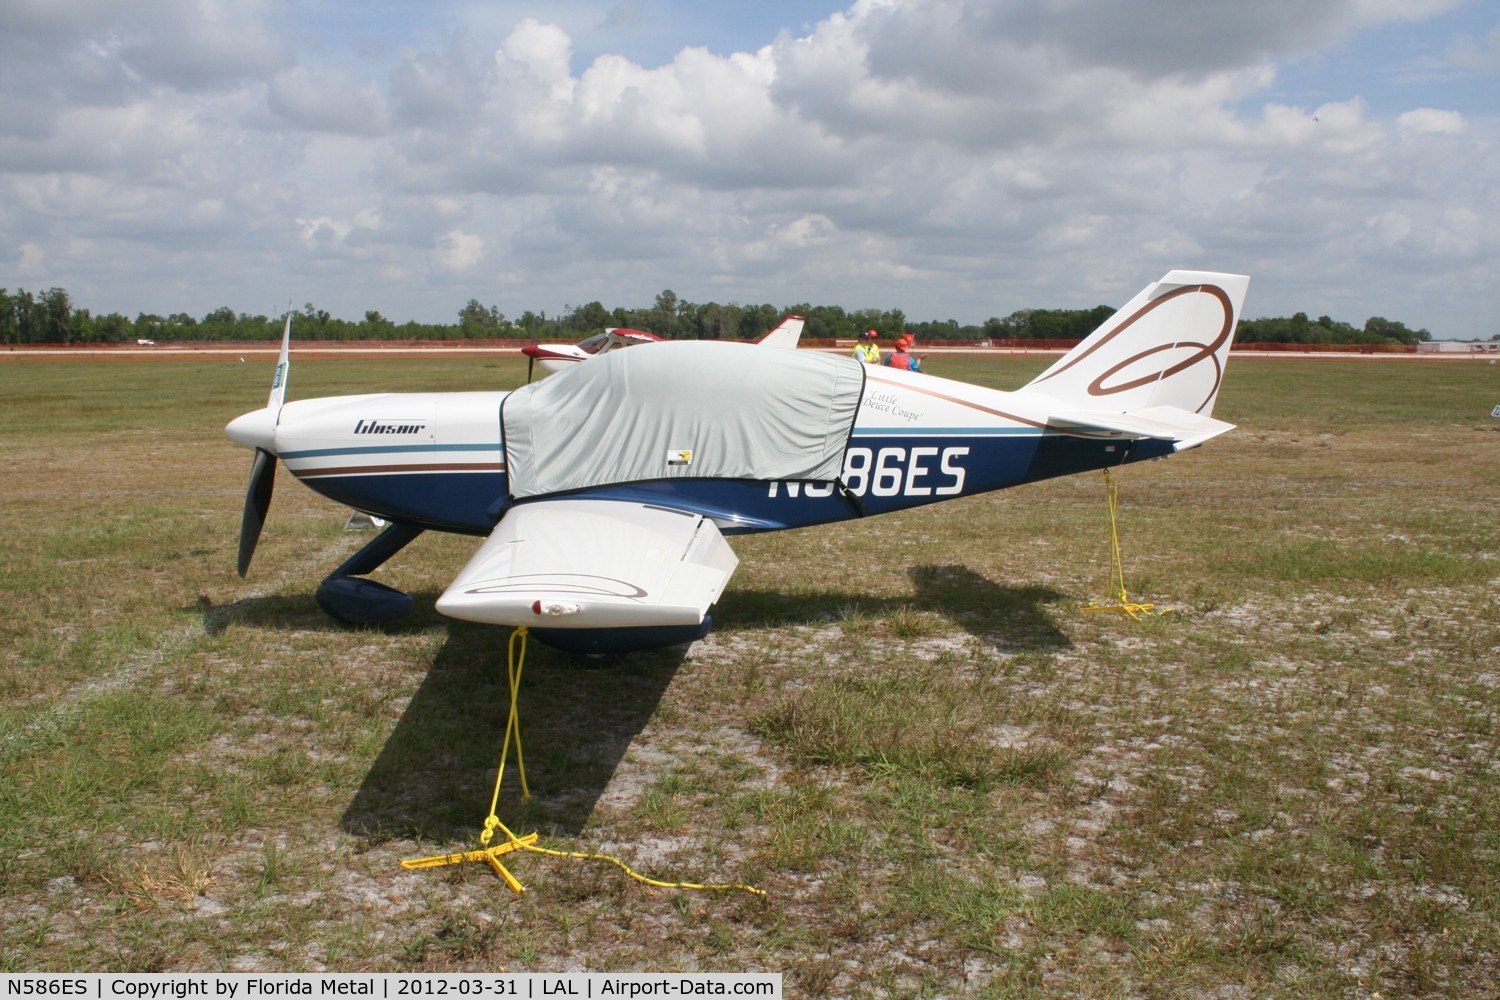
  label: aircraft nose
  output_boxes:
[226,406,278,452]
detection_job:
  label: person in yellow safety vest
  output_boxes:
[852,329,881,364]
[883,336,922,372]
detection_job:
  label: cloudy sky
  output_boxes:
[2,0,1497,337]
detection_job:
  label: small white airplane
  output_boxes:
[227,270,1248,654]
[521,315,805,378]
[521,327,662,375]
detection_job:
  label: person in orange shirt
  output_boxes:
[884,336,922,372]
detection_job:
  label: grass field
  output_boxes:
[1,353,1497,995]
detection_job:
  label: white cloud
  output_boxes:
[778,214,837,248]
[501,18,577,101]
[1397,107,1466,134]
[299,216,353,244]
[16,241,46,276]
[434,229,486,272]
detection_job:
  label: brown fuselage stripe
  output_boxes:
[863,374,1049,429]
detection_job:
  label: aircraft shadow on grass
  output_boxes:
[195,565,1070,842]
[195,592,439,636]
[334,565,1069,842]
[717,563,1072,654]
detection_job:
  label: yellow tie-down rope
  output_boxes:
[402,626,765,898]
[1081,468,1172,620]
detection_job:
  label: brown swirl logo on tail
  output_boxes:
[1033,284,1235,414]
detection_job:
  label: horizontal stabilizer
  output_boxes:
[1044,405,1236,452]
[436,499,739,629]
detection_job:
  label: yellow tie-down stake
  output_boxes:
[401,820,766,898]
[401,830,540,895]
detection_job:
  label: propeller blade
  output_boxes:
[237,447,276,577]
[267,313,292,410]
[526,353,534,384]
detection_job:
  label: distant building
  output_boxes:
[1417,341,1497,353]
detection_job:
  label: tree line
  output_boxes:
[1,285,1435,346]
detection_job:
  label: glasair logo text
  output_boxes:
[354,419,428,435]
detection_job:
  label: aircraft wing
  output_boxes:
[1044,404,1236,452]
[435,499,739,629]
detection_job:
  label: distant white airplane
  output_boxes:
[520,316,805,378]
[521,327,660,375]
[227,271,1248,655]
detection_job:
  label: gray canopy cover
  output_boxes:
[502,341,865,500]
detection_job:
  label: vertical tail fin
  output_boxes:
[1022,271,1249,416]
[755,315,805,350]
